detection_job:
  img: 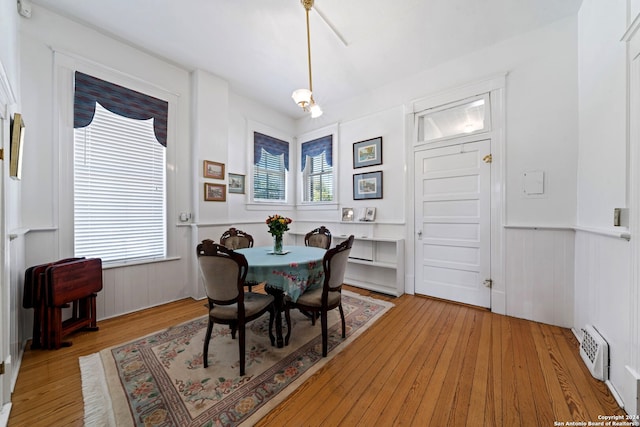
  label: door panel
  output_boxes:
[415,140,491,308]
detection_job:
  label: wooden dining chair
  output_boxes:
[220,228,258,291]
[284,235,354,356]
[220,227,254,250]
[197,239,275,375]
[304,226,332,250]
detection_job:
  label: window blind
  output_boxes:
[74,103,166,263]
[253,148,286,201]
[303,151,333,202]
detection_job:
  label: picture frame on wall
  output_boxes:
[10,113,25,180]
[228,173,245,194]
[353,137,382,169]
[204,183,226,201]
[203,160,225,179]
[353,171,383,200]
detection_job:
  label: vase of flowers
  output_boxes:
[266,214,292,254]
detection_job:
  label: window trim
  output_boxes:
[246,120,295,208]
[54,51,179,262]
[297,124,339,209]
[301,137,333,203]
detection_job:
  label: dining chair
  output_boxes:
[304,226,332,250]
[220,228,258,291]
[284,235,354,356]
[220,227,254,250]
[196,239,275,375]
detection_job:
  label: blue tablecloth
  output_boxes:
[235,246,326,302]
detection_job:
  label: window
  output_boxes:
[301,135,333,202]
[416,93,491,143]
[253,132,289,202]
[73,71,168,264]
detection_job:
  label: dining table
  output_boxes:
[235,245,326,347]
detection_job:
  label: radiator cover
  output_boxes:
[579,325,609,382]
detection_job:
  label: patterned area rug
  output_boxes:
[79,291,393,426]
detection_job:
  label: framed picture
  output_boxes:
[203,160,225,179]
[10,113,25,180]
[353,171,383,200]
[341,207,354,222]
[365,207,376,221]
[353,137,382,169]
[204,183,226,201]
[228,173,245,194]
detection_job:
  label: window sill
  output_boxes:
[296,203,339,211]
[103,256,181,270]
[246,203,294,211]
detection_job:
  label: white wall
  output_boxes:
[297,15,580,323]
[12,0,638,416]
[17,6,295,328]
[577,0,627,228]
[576,0,636,414]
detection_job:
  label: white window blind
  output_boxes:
[253,148,286,201]
[303,151,333,202]
[74,102,166,263]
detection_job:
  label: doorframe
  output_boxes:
[0,60,17,424]
[404,74,506,314]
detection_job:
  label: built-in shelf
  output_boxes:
[290,232,404,297]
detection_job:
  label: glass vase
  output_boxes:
[273,234,284,254]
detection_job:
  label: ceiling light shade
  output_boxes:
[292,0,322,118]
[310,101,323,118]
[292,88,312,108]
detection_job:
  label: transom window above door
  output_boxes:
[416,93,491,143]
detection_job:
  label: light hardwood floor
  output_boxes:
[8,286,625,426]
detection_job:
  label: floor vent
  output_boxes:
[579,325,609,382]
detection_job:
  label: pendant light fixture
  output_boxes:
[292,0,323,118]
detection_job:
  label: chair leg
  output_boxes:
[269,306,276,346]
[284,304,291,346]
[203,317,214,368]
[239,324,246,376]
[339,303,346,338]
[321,310,328,357]
[230,321,237,339]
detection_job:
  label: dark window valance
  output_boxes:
[254,132,289,171]
[73,71,169,147]
[301,135,333,171]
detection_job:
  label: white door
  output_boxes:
[414,139,491,308]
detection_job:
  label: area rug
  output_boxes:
[79,291,393,426]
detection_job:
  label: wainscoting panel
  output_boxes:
[505,227,575,327]
[574,229,632,409]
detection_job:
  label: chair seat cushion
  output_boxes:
[210,292,274,319]
[294,288,341,308]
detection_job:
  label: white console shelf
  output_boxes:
[290,232,404,297]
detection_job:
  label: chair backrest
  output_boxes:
[196,239,247,303]
[220,227,254,250]
[305,226,332,250]
[322,235,354,292]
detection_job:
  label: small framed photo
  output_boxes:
[203,160,225,179]
[342,207,354,222]
[353,137,382,169]
[204,183,226,201]
[365,207,376,222]
[353,171,383,200]
[228,173,245,194]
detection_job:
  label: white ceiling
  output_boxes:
[30,0,582,119]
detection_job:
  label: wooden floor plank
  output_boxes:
[465,310,492,426]
[8,287,627,427]
[338,298,444,426]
